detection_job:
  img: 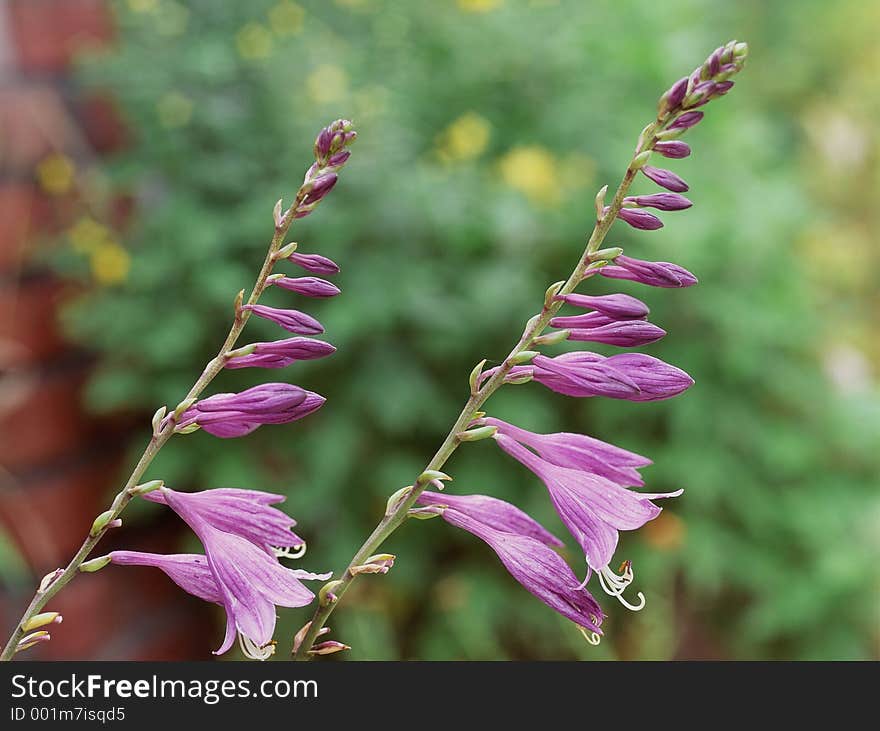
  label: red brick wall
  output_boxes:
[0,0,213,659]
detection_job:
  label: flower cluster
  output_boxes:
[420,43,747,642]
[105,121,356,659]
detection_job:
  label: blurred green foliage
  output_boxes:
[54,0,879,659]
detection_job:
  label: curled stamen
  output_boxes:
[578,625,601,646]
[274,543,307,560]
[598,563,646,611]
[238,634,276,661]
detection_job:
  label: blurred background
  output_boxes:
[1,0,878,661]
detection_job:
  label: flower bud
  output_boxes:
[90,510,117,537]
[510,350,539,365]
[80,555,111,573]
[319,580,344,606]
[654,141,691,159]
[308,641,350,655]
[22,612,62,632]
[531,329,570,346]
[16,631,51,654]
[417,470,452,486]
[457,425,498,442]
[640,165,689,192]
[469,358,487,394]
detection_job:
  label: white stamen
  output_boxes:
[238,634,275,661]
[598,563,646,611]
[274,542,307,560]
[577,625,601,646]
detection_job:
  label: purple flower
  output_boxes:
[493,434,681,608]
[668,111,704,130]
[640,165,689,193]
[143,487,305,556]
[524,352,693,401]
[240,304,324,335]
[288,252,340,276]
[416,492,604,638]
[479,417,650,487]
[271,276,340,298]
[156,488,331,659]
[663,76,688,109]
[599,254,698,288]
[603,353,694,401]
[714,80,734,96]
[554,293,649,319]
[615,207,664,230]
[550,311,616,329]
[566,321,666,347]
[529,352,642,399]
[176,383,325,438]
[110,552,222,604]
[225,337,336,370]
[625,193,692,211]
[304,173,338,204]
[417,490,563,547]
[655,141,691,159]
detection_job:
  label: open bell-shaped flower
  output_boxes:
[416,491,603,638]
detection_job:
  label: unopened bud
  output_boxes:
[350,554,395,576]
[544,281,565,308]
[532,329,570,346]
[456,425,498,442]
[589,246,624,262]
[319,580,344,606]
[632,150,652,169]
[16,631,51,653]
[594,184,609,219]
[309,641,350,656]
[469,358,487,395]
[273,198,284,228]
[129,479,164,497]
[90,510,117,537]
[417,470,452,486]
[275,241,299,260]
[79,555,111,573]
[385,485,413,514]
[38,569,63,593]
[22,612,62,633]
[509,350,539,365]
[151,406,167,434]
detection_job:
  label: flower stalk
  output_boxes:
[0,120,356,661]
[293,41,747,659]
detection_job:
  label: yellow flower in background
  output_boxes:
[68,217,111,254]
[157,91,193,129]
[457,0,504,12]
[236,22,274,61]
[306,65,349,105]
[498,145,561,206]
[89,240,131,286]
[268,1,305,36]
[67,217,130,285]
[435,112,492,163]
[127,0,158,12]
[36,154,75,196]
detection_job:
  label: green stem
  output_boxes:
[292,125,659,660]
[0,208,297,662]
